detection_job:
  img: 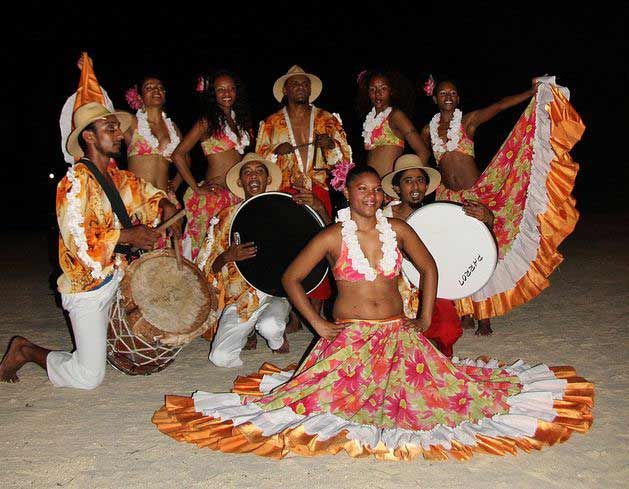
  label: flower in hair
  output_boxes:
[330,161,355,191]
[423,74,435,97]
[196,76,207,93]
[125,85,143,110]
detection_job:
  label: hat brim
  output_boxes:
[382,165,441,199]
[226,157,283,199]
[66,111,133,159]
[273,73,322,104]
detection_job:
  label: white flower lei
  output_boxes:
[223,110,250,154]
[362,107,392,147]
[136,109,180,159]
[336,207,398,281]
[429,108,462,155]
[66,166,121,280]
[195,216,220,270]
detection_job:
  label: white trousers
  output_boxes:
[209,293,291,368]
[47,272,121,390]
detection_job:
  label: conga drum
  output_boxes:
[229,192,328,297]
[402,202,498,299]
[107,249,219,375]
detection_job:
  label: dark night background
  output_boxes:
[8,4,627,231]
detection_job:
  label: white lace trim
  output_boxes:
[471,78,569,300]
[429,108,462,158]
[362,107,392,148]
[195,216,220,270]
[336,207,398,281]
[136,109,180,159]
[65,166,121,280]
[192,357,566,452]
[223,110,250,154]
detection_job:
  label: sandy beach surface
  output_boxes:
[1,214,628,489]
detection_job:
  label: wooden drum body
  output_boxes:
[107,249,218,375]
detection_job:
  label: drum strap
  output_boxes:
[78,158,136,258]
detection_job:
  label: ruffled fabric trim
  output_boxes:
[444,79,583,319]
[153,359,593,461]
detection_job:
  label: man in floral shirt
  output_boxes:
[0,103,179,389]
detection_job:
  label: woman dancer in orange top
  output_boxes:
[171,70,253,260]
[357,70,431,177]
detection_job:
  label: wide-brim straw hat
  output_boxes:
[66,102,133,158]
[226,152,283,199]
[381,154,441,198]
[273,65,322,104]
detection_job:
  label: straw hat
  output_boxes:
[273,65,322,103]
[66,102,133,158]
[226,153,283,199]
[381,155,441,198]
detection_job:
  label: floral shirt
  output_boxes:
[56,162,166,294]
[199,204,260,322]
[256,107,352,190]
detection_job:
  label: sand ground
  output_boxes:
[1,214,628,489]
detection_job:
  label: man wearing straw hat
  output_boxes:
[256,65,351,307]
[196,153,292,367]
[0,102,180,389]
[381,155,492,356]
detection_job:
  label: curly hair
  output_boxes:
[356,69,415,118]
[198,70,252,139]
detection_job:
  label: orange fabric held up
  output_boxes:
[455,87,584,319]
[72,52,107,119]
[152,362,594,461]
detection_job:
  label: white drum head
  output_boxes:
[402,202,497,299]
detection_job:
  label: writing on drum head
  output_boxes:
[459,254,484,287]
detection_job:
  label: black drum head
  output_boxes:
[230,192,328,297]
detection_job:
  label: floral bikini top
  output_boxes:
[332,240,403,281]
[200,116,250,156]
[429,109,475,165]
[127,110,180,160]
[127,127,179,160]
[363,108,405,151]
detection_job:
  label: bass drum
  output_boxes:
[229,192,328,297]
[402,202,498,300]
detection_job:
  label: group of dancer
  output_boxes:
[0,53,592,462]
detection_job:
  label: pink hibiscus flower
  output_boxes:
[384,389,417,428]
[361,388,385,415]
[404,350,432,389]
[447,390,474,415]
[288,394,321,416]
[333,363,365,394]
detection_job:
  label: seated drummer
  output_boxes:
[196,153,292,367]
[381,155,493,356]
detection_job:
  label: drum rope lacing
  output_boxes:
[107,291,183,367]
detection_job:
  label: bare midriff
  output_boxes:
[205,149,242,185]
[333,278,404,321]
[128,154,170,191]
[439,152,481,191]
[366,145,404,177]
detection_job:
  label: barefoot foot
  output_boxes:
[461,315,475,330]
[284,310,302,334]
[0,336,31,383]
[475,320,493,336]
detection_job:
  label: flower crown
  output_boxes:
[125,85,143,110]
[330,161,355,191]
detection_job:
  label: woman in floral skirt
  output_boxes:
[153,166,593,461]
